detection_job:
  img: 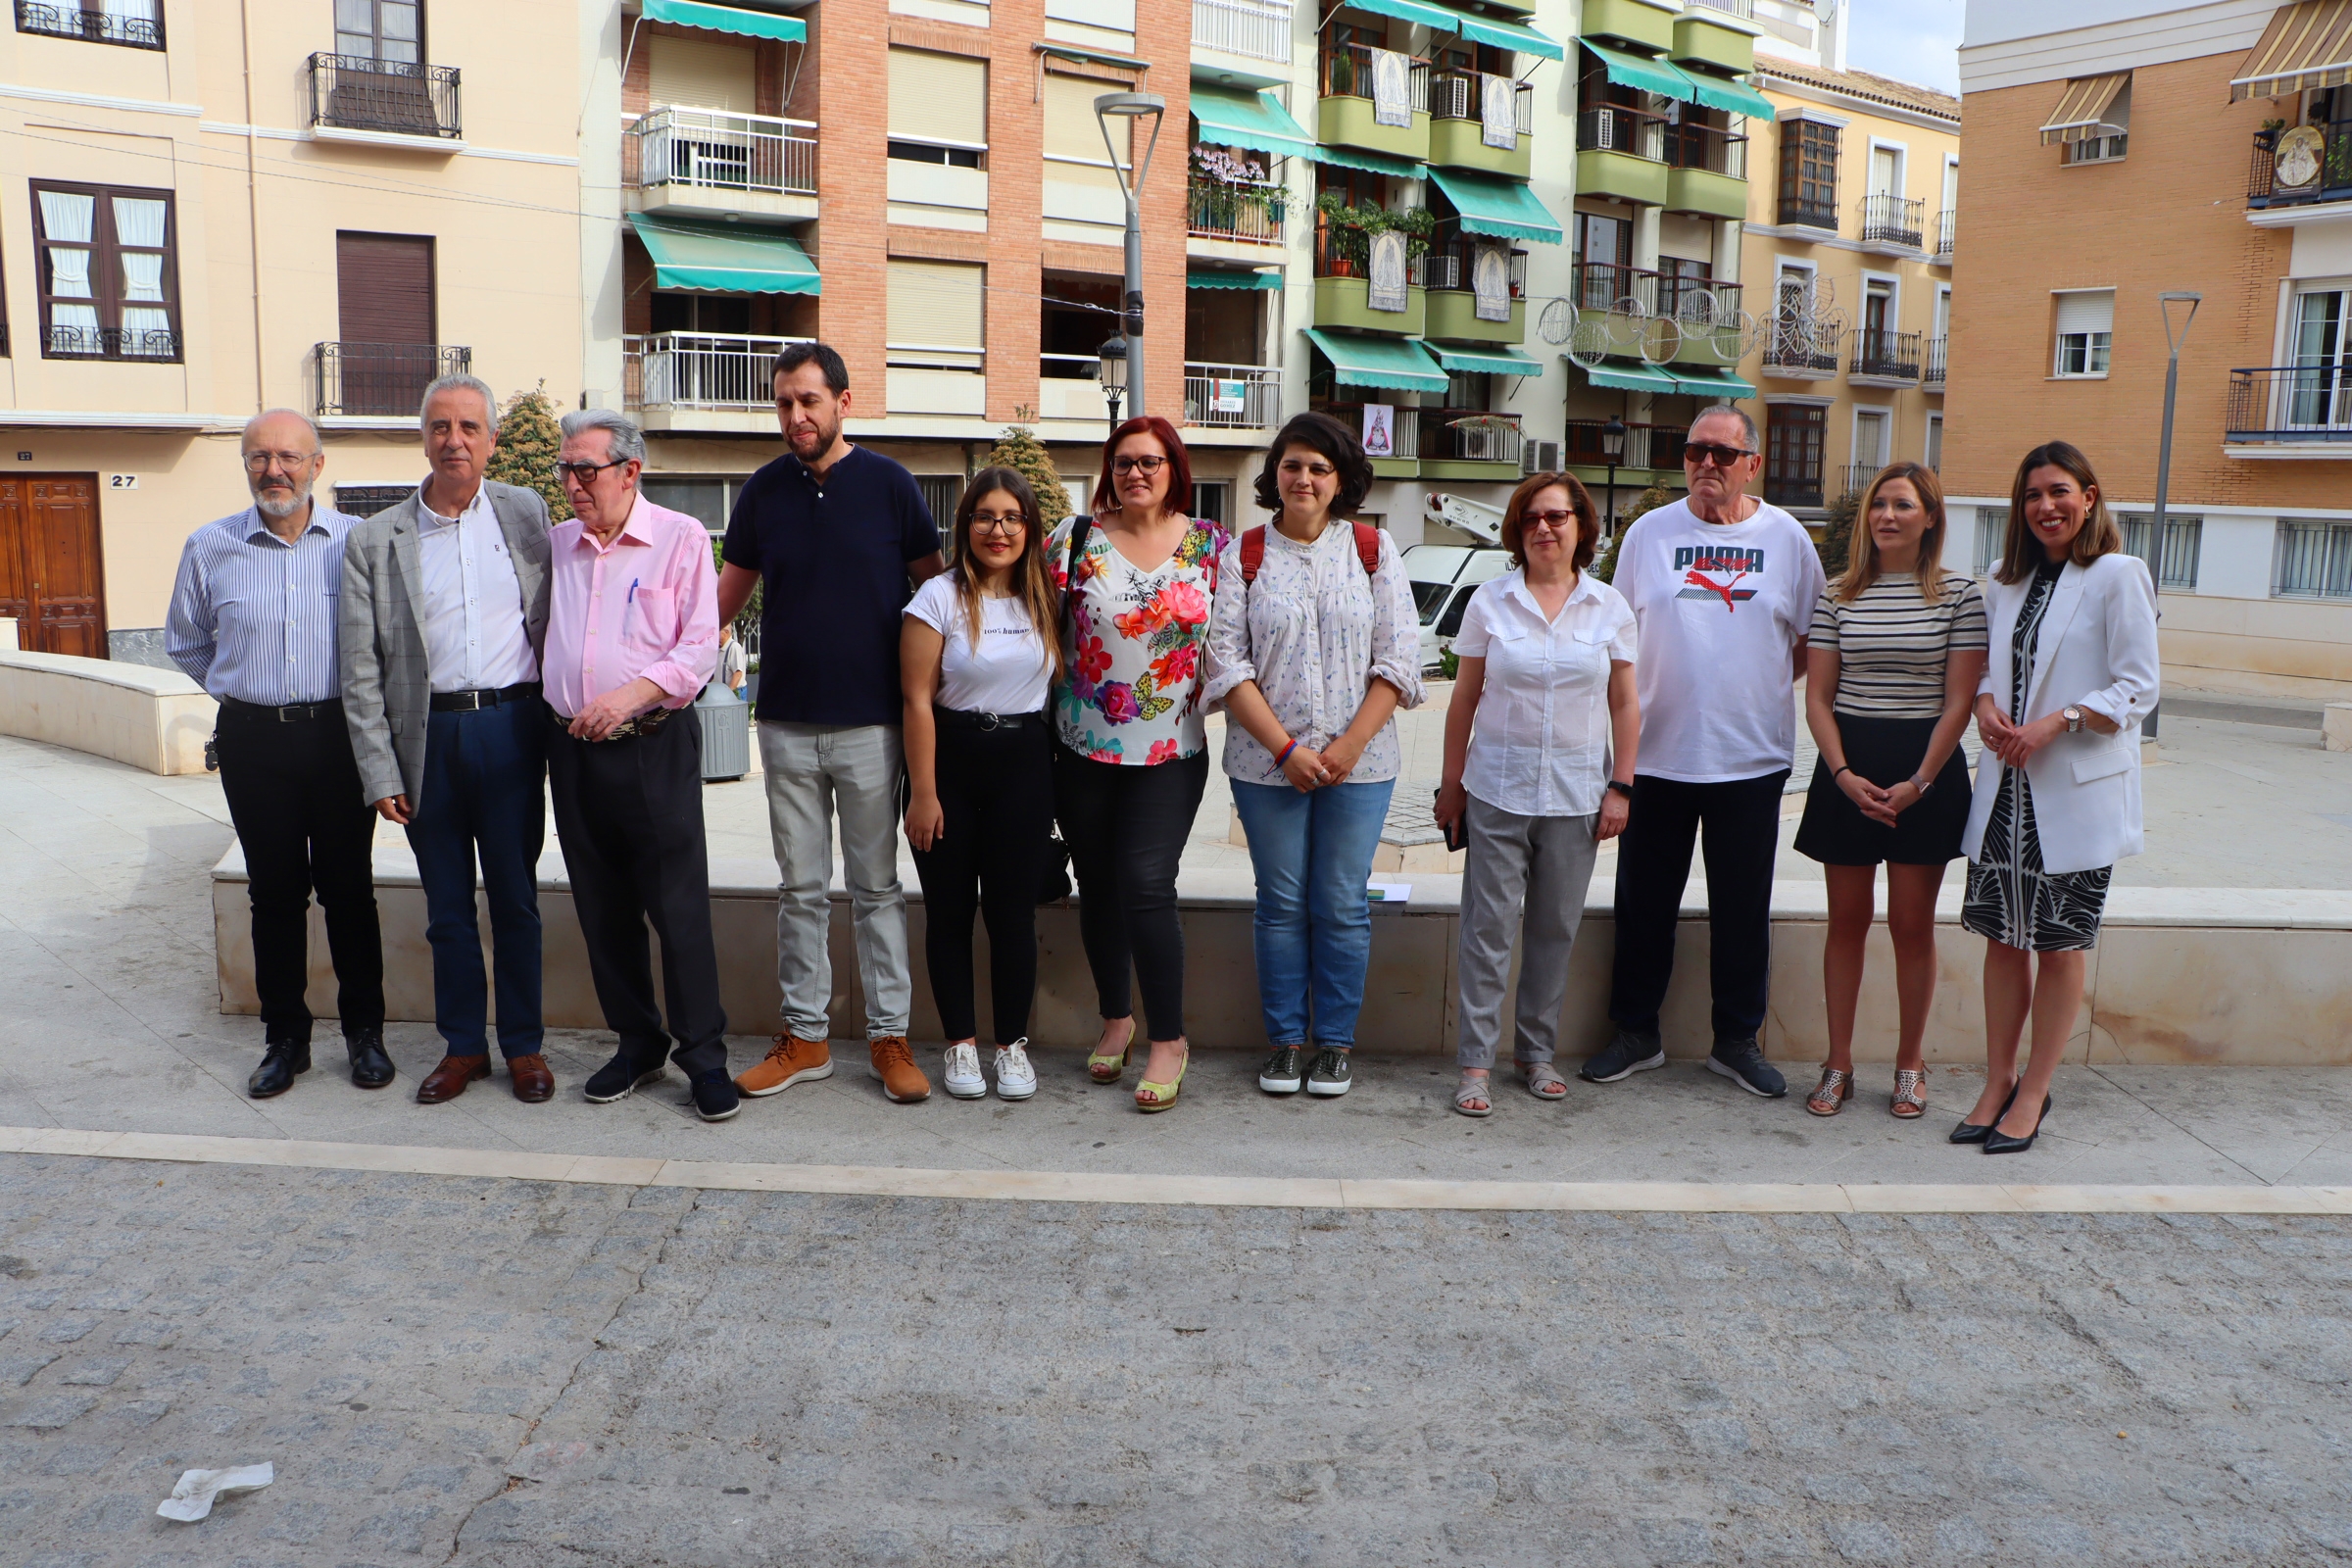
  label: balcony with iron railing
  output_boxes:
[1663,120,1748,219]
[623,332,808,416]
[1573,261,1661,315]
[1577,104,1669,207]
[15,0,161,47]
[1193,0,1293,62]
[1185,363,1283,429]
[1776,188,1838,230]
[624,108,817,219]
[1432,72,1534,133]
[1564,419,1687,472]
[1838,462,1878,501]
[1685,0,1754,17]
[1924,335,1947,389]
[1318,403,1420,470]
[1429,71,1535,175]
[2248,123,2352,211]
[46,322,179,363]
[1421,409,1524,474]
[1188,175,1287,246]
[1761,314,1839,377]
[1312,220,1430,333]
[1424,239,1528,297]
[1858,191,1925,250]
[1764,470,1823,510]
[1319,44,1432,161]
[2225,365,2352,447]
[310,342,470,417]
[1933,208,1955,261]
[308,52,462,141]
[1849,327,1922,383]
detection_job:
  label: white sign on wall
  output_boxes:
[107,473,139,490]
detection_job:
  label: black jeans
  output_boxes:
[215,702,384,1045]
[910,710,1055,1045]
[547,715,728,1076]
[1609,769,1789,1044]
[1052,744,1208,1043]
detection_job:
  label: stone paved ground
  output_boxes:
[7,1153,2352,1567]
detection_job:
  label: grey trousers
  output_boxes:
[1454,794,1601,1069]
[759,720,912,1041]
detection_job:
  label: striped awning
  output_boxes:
[2231,0,2352,100]
[642,0,806,43]
[2038,73,2131,144]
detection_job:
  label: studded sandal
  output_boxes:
[1805,1066,1853,1117]
[1889,1067,1928,1120]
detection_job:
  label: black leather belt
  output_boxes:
[934,706,1045,733]
[220,696,341,723]
[430,681,541,712]
[550,705,675,742]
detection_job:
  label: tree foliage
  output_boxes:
[987,425,1072,529]
[486,381,572,522]
[1817,486,1861,581]
[1589,483,1675,584]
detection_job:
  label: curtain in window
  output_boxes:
[111,197,172,354]
[38,191,99,341]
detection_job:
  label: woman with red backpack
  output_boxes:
[1204,411,1423,1099]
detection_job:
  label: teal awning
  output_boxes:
[1570,357,1680,395]
[1681,71,1777,121]
[642,0,806,43]
[1305,328,1448,394]
[1308,143,1423,177]
[1190,83,1319,160]
[1445,10,1564,60]
[1433,344,1544,376]
[1670,366,1757,397]
[1188,269,1283,290]
[1582,40,1698,102]
[1426,167,1562,244]
[627,214,819,294]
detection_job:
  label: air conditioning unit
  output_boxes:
[1521,439,1561,474]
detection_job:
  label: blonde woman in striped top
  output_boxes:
[1794,463,1987,1119]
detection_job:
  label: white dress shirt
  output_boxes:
[415,481,538,694]
[1451,568,1638,817]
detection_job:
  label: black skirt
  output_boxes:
[1793,713,1972,867]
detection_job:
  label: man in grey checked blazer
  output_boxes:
[340,373,558,1105]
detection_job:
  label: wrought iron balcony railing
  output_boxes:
[1764,473,1823,509]
[1578,104,1668,162]
[1184,364,1282,428]
[1573,262,1661,314]
[1318,402,1420,459]
[1431,71,1534,134]
[309,52,462,140]
[1320,44,1431,109]
[1188,176,1286,244]
[45,322,179,362]
[15,0,161,47]
[1665,120,1748,178]
[1422,409,1523,466]
[1859,191,1924,248]
[1776,192,1838,229]
[624,332,811,413]
[1193,0,1292,63]
[1838,462,1881,501]
[625,108,817,197]
[311,342,470,416]
[1934,208,1955,260]
[2225,364,2352,443]
[1424,239,1527,297]
[2248,124,2352,210]
[1925,335,1947,387]
[1763,315,1839,374]
[1849,327,1922,381]
[1565,419,1687,470]
[1312,222,1430,284]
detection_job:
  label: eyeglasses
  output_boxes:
[242,451,317,474]
[969,513,1028,537]
[1521,509,1578,531]
[555,458,631,484]
[1112,455,1167,475]
[1683,442,1756,468]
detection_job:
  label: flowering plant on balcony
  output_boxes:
[1313,193,1434,266]
[1190,147,1287,228]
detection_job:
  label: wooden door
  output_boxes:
[0,475,107,657]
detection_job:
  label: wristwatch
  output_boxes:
[1606,779,1635,800]
[2064,705,2085,733]
[1910,775,1936,798]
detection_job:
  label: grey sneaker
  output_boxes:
[1707,1038,1788,1099]
[1259,1045,1304,1095]
[1580,1028,1666,1083]
[1306,1048,1351,1097]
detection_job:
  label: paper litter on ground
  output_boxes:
[157,1462,273,1522]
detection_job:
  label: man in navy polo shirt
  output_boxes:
[717,342,947,1105]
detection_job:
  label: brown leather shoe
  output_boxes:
[868,1036,930,1103]
[735,1034,833,1097]
[416,1054,490,1103]
[508,1054,555,1102]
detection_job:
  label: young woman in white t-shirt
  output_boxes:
[902,466,1063,1102]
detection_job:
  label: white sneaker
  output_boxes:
[942,1041,986,1099]
[993,1040,1038,1101]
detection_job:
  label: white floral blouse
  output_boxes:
[1201,521,1424,784]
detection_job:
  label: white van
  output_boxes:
[1403,543,1511,671]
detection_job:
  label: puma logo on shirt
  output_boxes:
[1673,545,1768,610]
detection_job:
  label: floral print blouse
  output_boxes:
[1049,514,1232,765]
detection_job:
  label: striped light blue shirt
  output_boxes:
[166,503,361,706]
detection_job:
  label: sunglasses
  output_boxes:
[1521,509,1579,531]
[555,458,631,483]
[1683,442,1755,468]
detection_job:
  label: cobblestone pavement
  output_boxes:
[6,1154,2351,1567]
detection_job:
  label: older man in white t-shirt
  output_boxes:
[1581,405,1826,1098]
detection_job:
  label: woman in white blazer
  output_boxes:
[1954,441,2160,1154]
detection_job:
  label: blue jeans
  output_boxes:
[1230,777,1395,1049]
[406,698,548,1059]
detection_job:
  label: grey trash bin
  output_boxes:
[695,682,751,781]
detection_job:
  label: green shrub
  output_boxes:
[986,425,1072,530]
[485,382,571,523]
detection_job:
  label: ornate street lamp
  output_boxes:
[1097,333,1130,432]
[1599,415,1627,537]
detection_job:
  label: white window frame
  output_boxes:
[1865,137,1908,198]
[2052,287,2114,380]
[1849,404,1893,471]
[1925,411,1943,471]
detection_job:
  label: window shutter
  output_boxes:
[336,232,434,345]
[890,48,989,144]
[888,260,986,349]
[648,34,759,113]
[1044,71,1125,162]
[2054,290,2114,337]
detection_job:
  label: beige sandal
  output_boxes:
[1518,1060,1569,1101]
[1805,1066,1853,1117]
[1890,1067,1927,1119]
[1452,1073,1494,1117]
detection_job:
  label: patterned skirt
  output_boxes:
[1961,765,2111,952]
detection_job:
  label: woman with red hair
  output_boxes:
[1049,416,1230,1111]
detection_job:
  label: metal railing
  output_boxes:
[15,0,161,47]
[310,342,469,416]
[45,323,179,362]
[1687,0,1754,16]
[1763,315,1839,373]
[1665,120,1748,178]
[2225,365,2352,443]
[1849,327,1922,380]
[1312,221,1430,283]
[1319,402,1420,459]
[625,108,817,197]
[623,332,809,412]
[1777,191,1838,229]
[1572,262,1661,313]
[1934,208,1955,259]
[2248,124,2352,209]
[1188,175,1286,243]
[1424,239,1527,297]
[1661,275,1741,323]
[1040,352,1099,381]
[1422,409,1523,466]
[1321,44,1431,110]
[1193,0,1293,63]
[308,52,462,140]
[2276,519,2352,597]
[1859,192,1924,248]
[1185,363,1282,428]
[1565,419,1686,470]
[1578,104,1668,163]
[1431,72,1534,134]
[1925,335,1947,387]
[1838,462,1879,500]
[1765,478,1823,509]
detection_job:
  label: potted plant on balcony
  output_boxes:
[1191,148,1286,234]
[1313,193,1434,272]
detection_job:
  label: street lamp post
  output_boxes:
[1097,333,1129,434]
[1094,91,1167,419]
[2148,291,2201,745]
[1599,416,1627,537]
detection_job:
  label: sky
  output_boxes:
[1845,0,1965,94]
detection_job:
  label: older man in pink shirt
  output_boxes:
[546,410,736,1121]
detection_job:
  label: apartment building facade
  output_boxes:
[1950,0,2352,699]
[0,0,583,660]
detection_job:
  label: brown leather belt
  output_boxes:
[550,705,676,742]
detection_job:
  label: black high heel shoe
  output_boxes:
[1949,1081,2019,1145]
[1984,1095,2054,1155]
